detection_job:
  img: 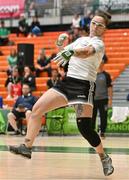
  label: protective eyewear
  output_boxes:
[91,20,106,28]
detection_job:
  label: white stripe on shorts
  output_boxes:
[88,81,94,105]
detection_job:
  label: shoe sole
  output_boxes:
[8,146,31,159]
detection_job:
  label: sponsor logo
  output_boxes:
[68,113,76,122]
[77,95,86,98]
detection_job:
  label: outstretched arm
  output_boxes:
[74,45,96,58]
[53,45,96,66]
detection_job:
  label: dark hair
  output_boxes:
[95,10,111,26]
[18,104,25,109]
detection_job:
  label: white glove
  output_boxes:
[56,33,69,47]
[53,49,74,66]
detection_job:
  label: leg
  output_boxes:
[75,104,104,153]
[7,112,22,135]
[75,104,114,176]
[9,88,68,158]
[35,68,41,77]
[99,99,108,136]
[20,110,32,134]
[7,112,18,131]
[25,110,32,125]
[10,88,67,148]
[25,88,68,147]
[6,82,13,99]
[92,101,98,131]
[46,67,52,77]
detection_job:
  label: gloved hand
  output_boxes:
[53,49,74,66]
[56,33,69,47]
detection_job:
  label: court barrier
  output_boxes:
[107,108,129,133]
[0,107,129,135]
[46,107,79,135]
[0,109,10,134]
[46,107,129,135]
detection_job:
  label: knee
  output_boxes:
[77,117,101,147]
[25,110,31,117]
[32,103,45,119]
[77,117,92,133]
[30,109,42,121]
[7,112,15,119]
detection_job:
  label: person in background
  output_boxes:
[0,20,10,46]
[22,66,36,92]
[35,48,51,77]
[7,49,17,75]
[79,12,93,29]
[29,2,38,17]
[5,66,22,100]
[28,16,41,37]
[17,14,28,37]
[7,84,37,135]
[67,27,80,44]
[71,13,81,29]
[92,61,113,139]
[47,69,60,89]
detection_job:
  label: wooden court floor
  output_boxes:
[0,135,129,180]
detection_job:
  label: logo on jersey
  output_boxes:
[77,95,86,98]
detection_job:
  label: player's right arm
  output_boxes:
[73,45,95,58]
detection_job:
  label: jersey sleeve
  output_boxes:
[64,37,82,51]
[89,37,104,53]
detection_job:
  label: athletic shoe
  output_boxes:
[9,144,32,159]
[101,155,114,176]
[14,130,21,135]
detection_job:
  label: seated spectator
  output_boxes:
[17,14,28,37]
[7,84,37,135]
[35,48,51,77]
[47,69,60,89]
[5,66,22,100]
[22,66,36,92]
[7,49,17,75]
[28,16,41,37]
[0,20,10,46]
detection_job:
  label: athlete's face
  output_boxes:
[90,16,106,37]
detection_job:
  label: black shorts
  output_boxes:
[12,109,26,121]
[53,76,95,106]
